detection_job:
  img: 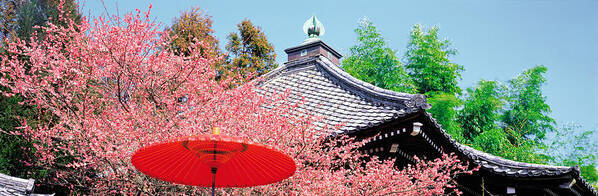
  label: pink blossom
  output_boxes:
[0,4,475,195]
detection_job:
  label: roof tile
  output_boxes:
[259,56,426,133]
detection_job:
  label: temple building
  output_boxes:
[258,16,597,196]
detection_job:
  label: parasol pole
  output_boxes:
[211,127,219,196]
[211,168,217,196]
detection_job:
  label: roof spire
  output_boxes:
[303,15,325,39]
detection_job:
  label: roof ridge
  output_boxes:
[575,173,598,195]
[458,144,571,170]
[259,56,318,83]
[314,57,422,101]
[262,55,430,111]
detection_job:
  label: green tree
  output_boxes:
[459,81,546,164]
[0,89,36,177]
[404,24,464,136]
[457,80,504,142]
[224,19,276,82]
[459,67,555,164]
[427,92,463,141]
[456,68,555,164]
[342,18,416,93]
[471,128,545,163]
[1,0,80,41]
[541,124,598,183]
[14,0,46,39]
[404,24,463,95]
[502,65,555,141]
[167,7,220,58]
[1,0,21,40]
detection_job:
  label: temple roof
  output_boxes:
[259,55,429,133]
[258,53,597,195]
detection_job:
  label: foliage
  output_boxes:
[427,92,463,142]
[167,7,220,59]
[404,24,464,140]
[12,0,46,40]
[457,80,503,142]
[0,0,19,39]
[0,0,80,41]
[455,73,550,164]
[541,124,598,183]
[580,166,598,184]
[0,7,474,194]
[502,65,555,141]
[404,24,463,96]
[342,18,416,93]
[471,128,545,163]
[0,90,36,177]
[470,128,509,156]
[224,19,276,82]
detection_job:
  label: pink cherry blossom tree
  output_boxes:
[0,3,475,195]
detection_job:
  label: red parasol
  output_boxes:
[131,128,296,195]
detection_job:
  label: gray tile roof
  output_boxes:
[258,56,429,133]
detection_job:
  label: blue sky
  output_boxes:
[82,0,598,131]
